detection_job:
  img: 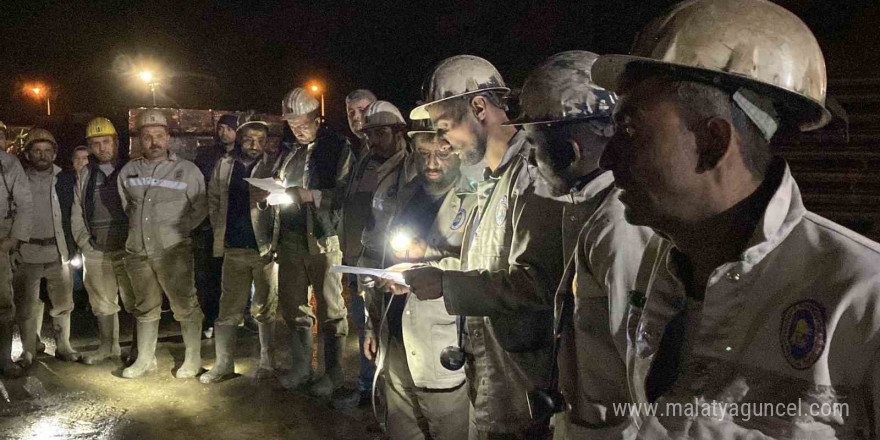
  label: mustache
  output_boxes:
[424,168,443,174]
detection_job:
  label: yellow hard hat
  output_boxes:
[86,117,118,138]
[592,0,830,131]
[0,121,7,134]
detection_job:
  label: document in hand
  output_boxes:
[329,265,409,286]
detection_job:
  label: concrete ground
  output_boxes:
[0,306,382,440]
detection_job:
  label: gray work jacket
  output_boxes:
[0,151,32,243]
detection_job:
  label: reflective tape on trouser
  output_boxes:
[216,248,278,326]
[124,242,204,323]
[277,249,348,336]
[12,260,73,321]
[0,253,14,323]
[83,250,136,316]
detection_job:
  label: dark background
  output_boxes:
[1,0,878,151]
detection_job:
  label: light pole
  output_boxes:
[308,83,324,117]
[139,71,159,106]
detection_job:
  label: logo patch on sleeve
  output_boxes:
[450,208,466,230]
[780,300,826,370]
[495,195,508,226]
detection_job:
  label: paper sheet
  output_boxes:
[244,177,288,194]
[329,265,408,286]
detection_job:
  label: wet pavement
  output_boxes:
[0,309,381,440]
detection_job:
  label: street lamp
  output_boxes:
[139,70,159,106]
[307,82,325,117]
[26,85,51,116]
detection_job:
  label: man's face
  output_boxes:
[599,77,703,229]
[240,127,266,161]
[286,114,320,144]
[527,122,610,197]
[72,150,89,173]
[87,135,117,164]
[363,126,399,159]
[415,135,458,184]
[140,126,171,161]
[346,98,372,136]
[217,123,236,145]
[28,142,56,171]
[428,102,486,167]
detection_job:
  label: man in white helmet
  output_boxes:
[72,117,138,366]
[388,55,567,439]
[201,116,278,384]
[117,109,207,379]
[591,0,879,437]
[274,88,353,397]
[505,51,653,440]
[0,120,32,377]
[14,128,82,366]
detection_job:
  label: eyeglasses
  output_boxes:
[417,147,454,161]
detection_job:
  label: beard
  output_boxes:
[31,160,53,171]
[460,128,487,166]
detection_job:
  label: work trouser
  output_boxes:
[349,275,375,392]
[83,250,136,317]
[276,243,347,336]
[385,337,470,440]
[193,226,222,327]
[216,248,277,326]
[0,253,14,323]
[12,259,74,321]
[123,241,203,323]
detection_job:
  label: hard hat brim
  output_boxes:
[592,55,832,132]
[237,121,270,133]
[502,114,611,127]
[409,87,511,121]
[360,122,406,132]
[406,130,436,139]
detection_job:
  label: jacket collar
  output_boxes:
[484,129,529,180]
[739,160,806,264]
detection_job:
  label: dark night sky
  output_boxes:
[1,0,877,136]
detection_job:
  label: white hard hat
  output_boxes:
[282,88,320,120]
[361,101,406,131]
[506,51,616,126]
[410,55,509,121]
[591,0,830,131]
[407,118,435,139]
[137,108,169,129]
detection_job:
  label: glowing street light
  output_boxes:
[25,85,51,116]
[139,70,159,106]
[307,82,325,117]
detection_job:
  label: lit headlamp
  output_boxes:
[70,254,83,269]
[267,193,294,206]
[390,230,413,253]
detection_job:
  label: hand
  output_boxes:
[392,237,427,261]
[0,238,17,253]
[403,266,444,300]
[380,263,419,294]
[364,337,378,360]
[286,186,313,203]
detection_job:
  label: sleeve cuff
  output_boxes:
[310,190,323,209]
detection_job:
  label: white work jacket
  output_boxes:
[627,163,880,439]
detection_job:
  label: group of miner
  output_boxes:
[0,1,878,439]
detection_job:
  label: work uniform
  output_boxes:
[208,152,277,326]
[13,165,74,323]
[367,175,476,440]
[72,160,135,317]
[550,173,653,440]
[0,151,31,324]
[117,152,206,323]
[627,162,880,439]
[275,126,352,336]
[438,131,566,437]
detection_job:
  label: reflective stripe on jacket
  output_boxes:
[117,152,207,256]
